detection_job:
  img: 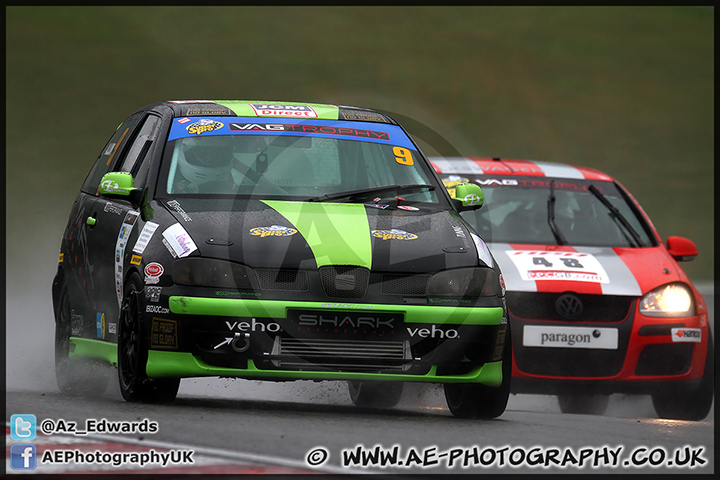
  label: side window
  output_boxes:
[80,112,143,194]
[118,114,162,178]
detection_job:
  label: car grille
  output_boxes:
[506,292,634,323]
[272,337,410,371]
[255,269,309,291]
[381,274,430,295]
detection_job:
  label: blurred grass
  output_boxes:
[6,6,713,281]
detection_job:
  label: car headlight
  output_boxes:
[427,268,502,297]
[639,283,695,317]
[172,258,256,289]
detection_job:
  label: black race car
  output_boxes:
[52,101,509,418]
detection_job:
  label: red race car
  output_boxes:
[433,157,713,420]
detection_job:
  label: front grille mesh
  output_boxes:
[506,292,633,323]
[381,274,430,295]
[255,269,309,291]
[277,337,407,370]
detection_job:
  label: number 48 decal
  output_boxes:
[393,146,414,165]
[533,256,583,268]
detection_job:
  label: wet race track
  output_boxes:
[5,286,714,475]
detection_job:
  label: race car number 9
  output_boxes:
[394,146,414,166]
[506,250,610,284]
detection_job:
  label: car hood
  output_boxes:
[157,198,486,273]
[489,243,684,297]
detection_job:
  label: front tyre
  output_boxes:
[54,281,109,395]
[348,381,403,408]
[651,333,714,421]
[444,324,512,419]
[117,274,179,403]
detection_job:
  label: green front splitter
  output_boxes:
[145,350,504,387]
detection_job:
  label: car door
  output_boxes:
[78,112,163,342]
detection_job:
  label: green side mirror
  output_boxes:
[454,183,484,211]
[99,172,135,196]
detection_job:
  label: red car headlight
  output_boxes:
[639,283,695,317]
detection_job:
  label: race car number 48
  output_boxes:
[506,251,610,284]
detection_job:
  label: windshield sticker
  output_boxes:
[162,223,198,258]
[250,225,298,237]
[250,103,318,118]
[132,221,159,254]
[230,122,390,140]
[169,117,414,149]
[372,229,418,241]
[186,119,224,135]
[393,147,413,165]
[506,250,609,284]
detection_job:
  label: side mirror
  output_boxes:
[99,172,143,209]
[666,236,698,262]
[453,183,484,211]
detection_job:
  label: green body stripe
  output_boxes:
[145,350,504,387]
[169,296,503,325]
[69,337,117,366]
[262,200,372,268]
[216,101,340,120]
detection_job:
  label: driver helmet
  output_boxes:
[178,136,234,186]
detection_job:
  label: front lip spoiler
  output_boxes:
[145,350,505,386]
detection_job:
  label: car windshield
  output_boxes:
[158,117,441,204]
[455,178,655,248]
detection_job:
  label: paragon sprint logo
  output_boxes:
[186,119,224,135]
[371,229,418,241]
[250,225,298,237]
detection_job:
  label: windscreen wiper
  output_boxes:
[588,184,643,247]
[307,184,435,203]
[547,180,567,245]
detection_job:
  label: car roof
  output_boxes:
[430,157,615,182]
[145,100,399,125]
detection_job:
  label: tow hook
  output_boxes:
[231,332,250,353]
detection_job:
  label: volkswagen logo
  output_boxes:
[555,294,583,320]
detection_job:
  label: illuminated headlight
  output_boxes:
[428,268,502,297]
[172,258,256,289]
[639,283,694,317]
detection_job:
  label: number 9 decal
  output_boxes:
[393,146,414,166]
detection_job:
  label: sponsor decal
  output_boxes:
[475,178,519,186]
[130,255,142,265]
[365,203,390,209]
[108,322,116,334]
[250,225,298,237]
[407,325,459,339]
[338,110,389,122]
[103,202,123,216]
[101,179,120,192]
[371,229,418,241]
[291,311,396,330]
[145,286,162,302]
[151,318,178,349]
[71,313,83,336]
[225,319,282,333]
[162,223,198,258]
[177,117,191,124]
[144,262,164,284]
[250,103,318,118]
[186,119,224,135]
[115,211,140,307]
[671,328,702,343]
[397,205,419,211]
[229,122,390,140]
[96,313,105,339]
[506,250,609,284]
[463,193,483,206]
[58,253,64,263]
[146,305,170,314]
[523,326,618,349]
[132,221,159,254]
[166,200,192,222]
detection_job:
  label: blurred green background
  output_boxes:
[6,6,714,284]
